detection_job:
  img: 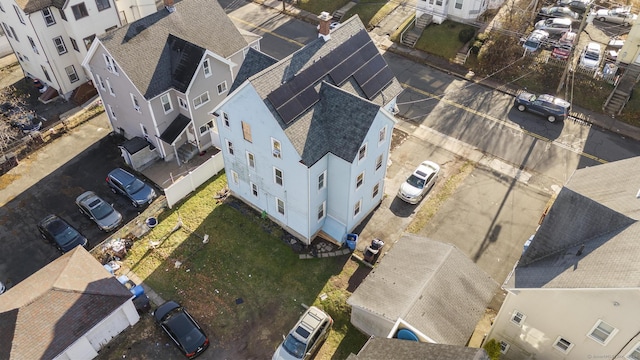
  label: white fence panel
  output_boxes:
[164,154,225,208]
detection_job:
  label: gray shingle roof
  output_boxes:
[229,48,278,94]
[15,0,56,14]
[349,338,490,360]
[99,0,247,99]
[0,247,133,360]
[160,113,190,144]
[347,235,498,345]
[244,16,402,166]
[509,157,640,289]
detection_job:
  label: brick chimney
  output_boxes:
[165,0,175,13]
[318,12,331,39]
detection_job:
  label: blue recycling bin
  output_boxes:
[346,233,358,251]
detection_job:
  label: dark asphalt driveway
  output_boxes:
[0,127,156,288]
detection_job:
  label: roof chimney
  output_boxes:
[318,12,331,39]
[165,0,175,13]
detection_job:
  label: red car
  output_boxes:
[552,31,577,60]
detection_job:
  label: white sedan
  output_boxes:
[397,160,440,204]
[595,8,638,25]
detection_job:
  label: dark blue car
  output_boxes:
[514,92,571,122]
[37,214,88,253]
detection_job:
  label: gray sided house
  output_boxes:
[210,15,402,245]
[0,247,138,360]
[348,235,498,344]
[82,0,260,170]
[486,156,640,360]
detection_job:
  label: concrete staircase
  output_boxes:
[453,52,468,65]
[332,2,356,22]
[401,14,433,48]
[604,63,640,115]
[177,142,198,164]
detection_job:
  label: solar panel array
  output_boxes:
[267,30,395,124]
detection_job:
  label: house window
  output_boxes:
[626,343,640,360]
[178,97,187,109]
[358,144,367,161]
[53,36,67,54]
[379,126,386,144]
[203,59,211,77]
[510,311,526,326]
[354,200,361,217]
[199,120,213,135]
[193,91,209,108]
[356,172,364,189]
[372,183,379,198]
[28,36,38,54]
[59,8,67,21]
[65,65,79,83]
[95,0,110,11]
[217,81,227,94]
[42,7,56,25]
[436,0,442,5]
[318,171,326,190]
[231,170,239,185]
[22,54,28,61]
[226,140,234,155]
[131,94,141,112]
[274,168,283,186]
[2,23,11,37]
[241,121,252,142]
[499,341,510,354]
[272,139,281,159]
[589,320,617,344]
[223,112,230,127]
[95,74,105,90]
[71,3,89,19]
[251,183,258,197]
[553,337,573,353]
[106,79,115,96]
[103,54,118,74]
[70,38,79,52]
[14,5,25,24]
[246,152,255,169]
[318,202,325,220]
[276,198,285,215]
[41,66,51,81]
[83,34,95,50]
[105,25,116,32]
[376,154,383,171]
[455,0,463,8]
[160,94,172,113]
[108,104,116,120]
[10,26,18,41]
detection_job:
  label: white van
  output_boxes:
[535,18,572,34]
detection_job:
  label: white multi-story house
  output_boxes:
[485,156,640,360]
[82,0,261,168]
[416,0,489,24]
[210,14,403,246]
[0,0,155,101]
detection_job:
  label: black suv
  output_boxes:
[514,92,571,122]
[38,214,88,253]
[106,168,156,207]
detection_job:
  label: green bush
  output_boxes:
[458,28,476,43]
[471,40,483,54]
[483,339,502,360]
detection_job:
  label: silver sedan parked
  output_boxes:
[75,191,123,232]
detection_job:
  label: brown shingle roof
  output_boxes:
[0,247,133,359]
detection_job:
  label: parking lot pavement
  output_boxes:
[0,114,158,287]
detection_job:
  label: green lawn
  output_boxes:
[343,0,397,29]
[120,174,368,358]
[295,0,350,18]
[414,21,476,60]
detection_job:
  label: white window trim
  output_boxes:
[317,201,326,221]
[587,320,618,345]
[274,167,283,186]
[499,340,510,354]
[130,94,141,113]
[251,182,258,197]
[356,171,364,189]
[510,310,526,326]
[222,112,230,128]
[553,337,574,354]
[42,7,56,25]
[160,94,173,114]
[95,74,105,90]
[106,79,115,96]
[193,91,210,109]
[624,342,640,360]
[358,143,367,162]
[375,154,383,171]
[203,59,211,77]
[53,36,67,54]
[318,171,326,191]
[230,170,239,185]
[354,199,362,217]
[178,97,188,109]
[276,197,285,215]
[378,126,387,145]
[103,54,119,75]
[246,152,255,169]
[225,139,234,155]
[372,182,380,198]
[107,104,116,121]
[217,81,228,95]
[271,138,282,159]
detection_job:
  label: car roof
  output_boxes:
[108,167,135,181]
[76,191,99,205]
[586,42,601,51]
[291,306,330,341]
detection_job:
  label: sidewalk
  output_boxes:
[255,0,640,142]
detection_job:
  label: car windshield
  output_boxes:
[585,52,599,60]
[524,39,539,48]
[167,313,206,352]
[282,334,307,358]
[90,201,114,220]
[49,220,79,246]
[406,174,426,189]
[125,179,146,195]
[180,327,206,352]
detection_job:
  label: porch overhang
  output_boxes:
[159,114,191,146]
